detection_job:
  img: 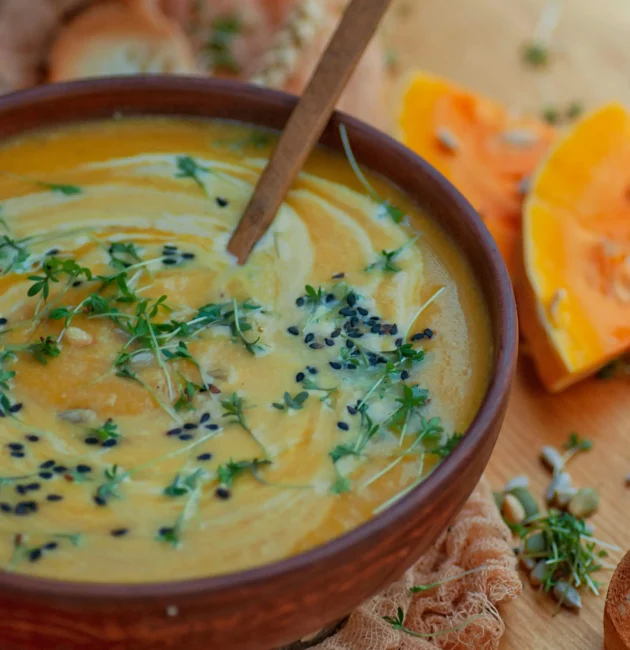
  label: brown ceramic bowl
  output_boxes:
[0,77,517,650]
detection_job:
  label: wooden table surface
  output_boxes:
[383,1,630,648]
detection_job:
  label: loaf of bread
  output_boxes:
[605,550,630,650]
[49,0,198,82]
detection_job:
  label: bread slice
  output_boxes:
[49,1,197,82]
[605,551,630,650]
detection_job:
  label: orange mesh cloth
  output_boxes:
[315,479,522,650]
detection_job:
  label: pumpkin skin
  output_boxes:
[520,103,630,392]
[398,71,555,276]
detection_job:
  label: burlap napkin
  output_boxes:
[311,479,522,650]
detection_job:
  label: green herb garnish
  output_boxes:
[272,391,309,411]
[221,393,268,457]
[164,468,206,497]
[108,242,142,270]
[366,238,417,273]
[27,257,92,300]
[216,458,272,488]
[89,419,120,443]
[522,41,550,67]
[205,16,242,72]
[175,156,212,195]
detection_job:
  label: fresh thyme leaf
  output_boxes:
[272,391,309,411]
[89,419,120,443]
[27,257,92,300]
[304,284,326,306]
[37,181,82,196]
[13,336,62,365]
[0,235,30,275]
[522,41,550,67]
[174,379,202,412]
[340,124,406,224]
[108,242,142,270]
[216,458,271,488]
[563,432,593,453]
[164,468,206,497]
[175,156,211,194]
[329,444,360,464]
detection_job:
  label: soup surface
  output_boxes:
[0,118,491,583]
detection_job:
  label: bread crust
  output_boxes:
[605,551,630,650]
[49,1,198,82]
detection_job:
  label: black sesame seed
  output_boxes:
[10,451,25,458]
[323,338,334,346]
[196,453,213,461]
[368,316,380,324]
[296,297,305,307]
[183,422,198,430]
[93,496,107,506]
[46,248,60,256]
[14,501,37,515]
[329,361,342,370]
[401,370,409,380]
[75,464,91,473]
[339,307,356,317]
[332,272,345,279]
[111,528,128,537]
[38,472,53,480]
[307,366,318,375]
[215,487,231,500]
[40,460,55,469]
[28,549,42,562]
[331,328,341,338]
[216,197,229,207]
[348,331,364,339]
[357,307,369,316]
[163,244,178,251]
[162,249,176,257]
[46,494,63,502]
[346,293,357,307]
[347,405,358,416]
[162,257,178,265]
[102,439,118,448]
[166,427,182,436]
[181,252,195,260]
[179,434,194,441]
[295,372,305,382]
[0,503,11,513]
[159,526,174,536]
[8,443,24,451]
[411,332,424,341]
[25,434,39,442]
[309,343,324,350]
[395,338,403,348]
[205,424,220,431]
[0,317,7,326]
[337,422,349,431]
[424,328,434,339]
[72,280,83,287]
[325,293,335,303]
[287,326,299,336]
[371,325,381,334]
[16,485,27,495]
[53,465,68,473]
[390,324,399,336]
[26,482,40,491]
[200,413,210,424]
[304,333,314,343]
[43,542,58,551]
[345,340,354,349]
[345,363,357,370]
[349,316,359,328]
[84,437,100,445]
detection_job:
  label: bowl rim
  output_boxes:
[0,76,517,600]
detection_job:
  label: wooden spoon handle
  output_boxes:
[227,0,391,264]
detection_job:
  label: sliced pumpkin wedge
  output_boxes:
[398,71,555,274]
[520,103,630,392]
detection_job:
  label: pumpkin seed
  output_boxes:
[568,487,600,518]
[553,581,582,609]
[502,128,539,146]
[541,445,564,472]
[435,127,459,152]
[57,409,97,424]
[546,471,572,504]
[502,493,526,525]
[529,560,547,587]
[505,475,530,491]
[524,532,548,554]
[509,486,540,518]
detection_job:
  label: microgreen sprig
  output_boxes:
[272,391,309,411]
[221,393,268,457]
[175,156,212,195]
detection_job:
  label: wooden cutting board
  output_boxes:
[383,1,630,648]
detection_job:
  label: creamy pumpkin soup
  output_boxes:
[0,118,490,583]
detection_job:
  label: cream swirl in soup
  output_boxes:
[0,118,490,583]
